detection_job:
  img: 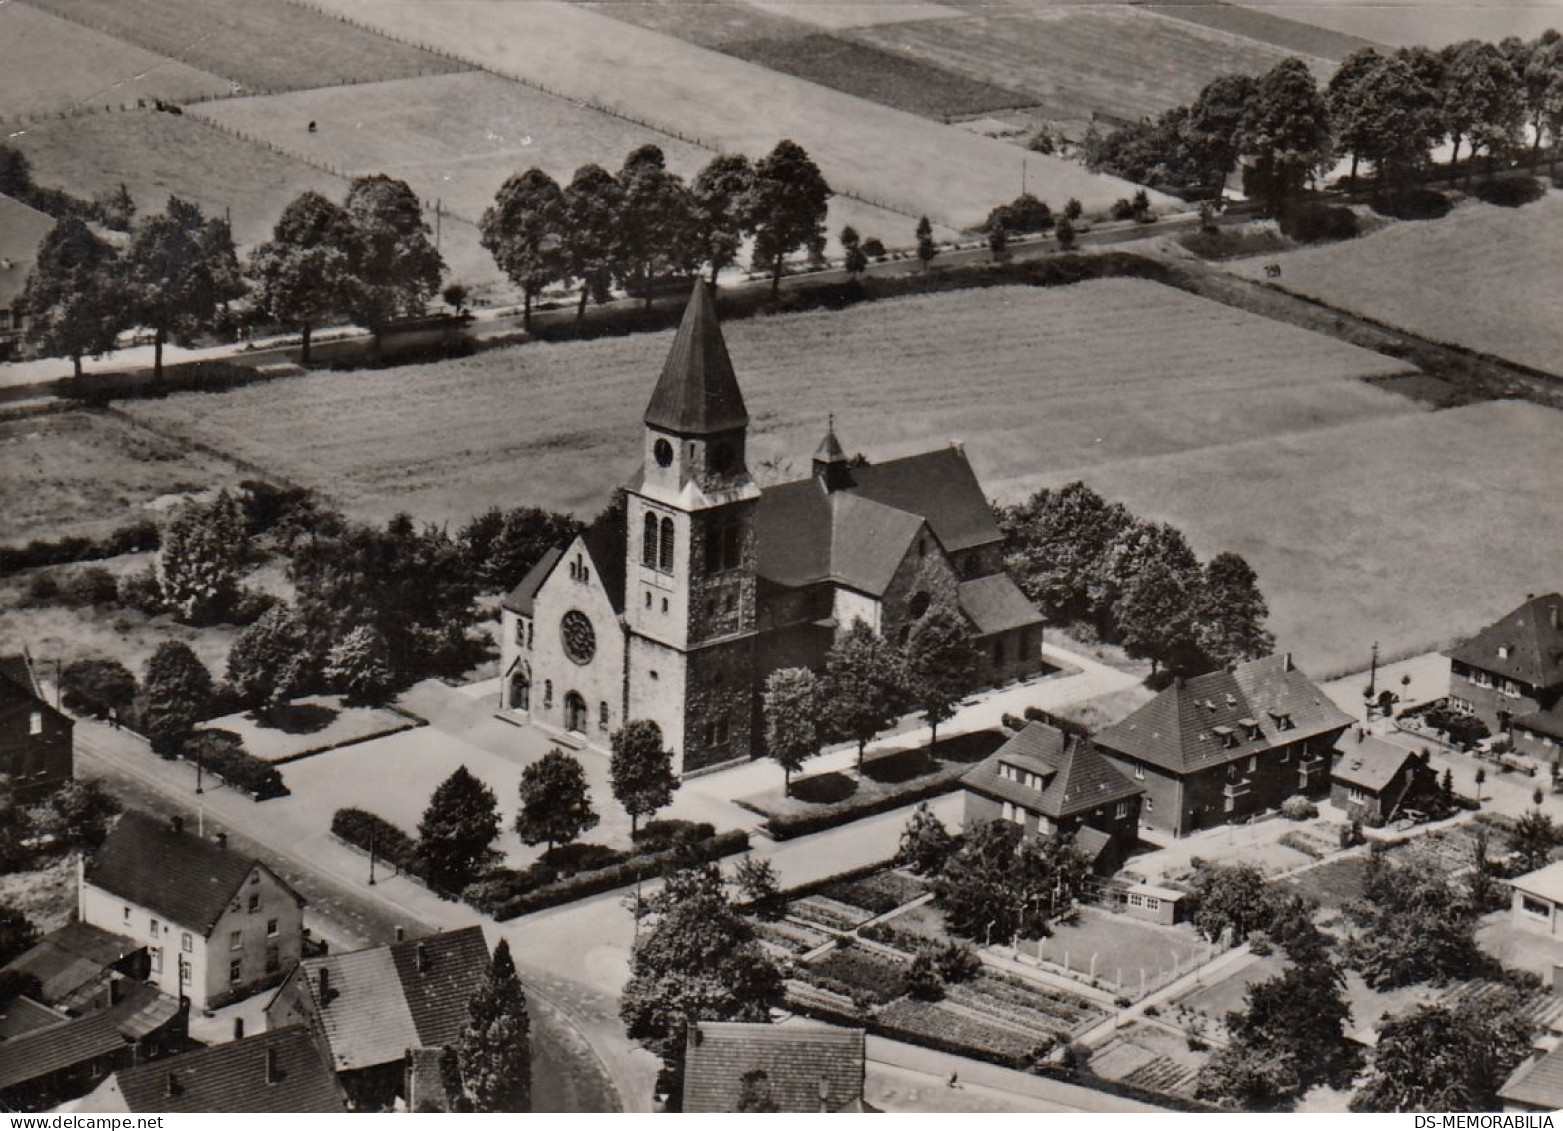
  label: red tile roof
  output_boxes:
[1095,654,1352,775]
[85,810,302,936]
[111,1026,347,1113]
[682,1021,866,1113]
[644,281,749,436]
[1448,593,1563,691]
[964,722,1142,820]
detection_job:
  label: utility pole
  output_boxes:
[1021,157,1027,198]
[1367,640,1380,700]
[435,198,442,252]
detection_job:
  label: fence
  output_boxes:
[1011,933,1226,1003]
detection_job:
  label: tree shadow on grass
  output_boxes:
[258,702,339,735]
[930,730,1006,764]
[792,772,858,805]
[862,748,940,785]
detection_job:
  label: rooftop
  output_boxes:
[1510,860,1563,905]
[2,921,143,1006]
[1448,592,1563,691]
[963,722,1142,820]
[1501,1041,1563,1111]
[682,1020,867,1113]
[1330,732,1421,792]
[106,1026,346,1113]
[644,280,749,436]
[0,195,55,313]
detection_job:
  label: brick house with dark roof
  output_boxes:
[1513,706,1563,764]
[264,925,489,1110]
[0,651,73,799]
[77,1025,347,1113]
[681,1021,870,1113]
[1094,654,1353,837]
[961,722,1143,874]
[1446,593,1563,735]
[498,282,1045,775]
[1329,730,1435,825]
[80,811,305,1010]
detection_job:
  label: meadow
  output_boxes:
[1232,194,1563,379]
[16,0,468,92]
[855,6,1333,122]
[0,3,229,121]
[1249,0,1563,48]
[120,277,1413,522]
[293,0,1159,228]
[1145,2,1375,61]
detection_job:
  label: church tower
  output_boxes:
[624,282,761,776]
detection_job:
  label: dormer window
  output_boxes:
[1498,644,1512,660]
[1214,724,1236,749]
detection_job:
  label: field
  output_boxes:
[1232,194,1563,379]
[16,0,468,92]
[0,3,229,121]
[1248,0,1563,48]
[855,6,1332,122]
[1146,3,1377,60]
[295,0,1161,228]
[0,410,249,546]
[8,109,500,292]
[119,279,1415,521]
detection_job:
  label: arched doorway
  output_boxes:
[509,670,530,712]
[564,692,588,734]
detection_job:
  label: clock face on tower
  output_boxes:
[561,610,596,665]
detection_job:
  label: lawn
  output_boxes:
[0,410,249,545]
[1277,854,1371,911]
[1231,193,1563,379]
[1015,398,1563,677]
[1019,905,1216,995]
[1175,951,1286,1020]
[0,855,77,935]
[120,278,1415,523]
[1248,0,1563,48]
[203,695,418,764]
[0,3,229,121]
[18,0,469,92]
[294,0,1161,229]
[855,6,1332,123]
[1145,3,1377,61]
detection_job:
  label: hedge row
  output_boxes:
[189,740,287,800]
[764,768,967,841]
[331,808,421,875]
[0,519,159,572]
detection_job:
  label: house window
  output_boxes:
[182,932,193,952]
[544,680,553,708]
[1145,797,1154,812]
[149,947,162,975]
[229,959,243,984]
[659,518,675,573]
[526,622,533,649]
[1523,895,1551,920]
[150,918,160,937]
[28,711,42,736]
[662,597,669,614]
[1280,747,1291,763]
[643,512,659,568]
[123,905,130,924]
[599,701,610,732]
[248,893,261,913]
[266,919,278,938]
[514,618,524,644]
[1348,787,1368,803]
[1134,764,1145,781]
[1115,801,1129,819]
[1248,755,1257,773]
[231,931,243,951]
[266,946,280,974]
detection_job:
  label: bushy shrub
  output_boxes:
[1110,198,1136,221]
[65,567,120,606]
[935,941,982,984]
[230,588,281,626]
[903,952,945,1001]
[0,519,159,573]
[116,568,163,615]
[187,731,286,799]
[861,238,886,259]
[1280,205,1358,243]
[1372,187,1452,221]
[1280,796,1318,821]
[331,807,421,875]
[632,819,717,855]
[1002,712,1025,731]
[21,572,60,606]
[60,659,138,719]
[1472,176,1544,208]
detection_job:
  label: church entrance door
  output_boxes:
[564,692,588,734]
[509,671,530,712]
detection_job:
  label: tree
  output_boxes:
[19,217,123,378]
[761,667,822,795]
[1055,216,1077,250]
[1239,58,1333,216]
[0,904,38,967]
[620,864,784,1066]
[516,748,598,855]
[1096,519,1200,641]
[1196,552,1275,670]
[60,658,137,720]
[1514,807,1557,872]
[933,820,1089,944]
[453,938,531,1112]
[1352,52,1444,197]
[690,153,753,284]
[1520,33,1563,167]
[122,197,245,380]
[418,765,501,892]
[822,619,907,766]
[562,163,624,321]
[914,216,937,273]
[91,183,136,231]
[732,855,780,912]
[617,145,698,307]
[459,506,582,592]
[744,139,832,296]
[1114,552,1202,677]
[1440,40,1524,181]
[343,174,444,348]
[1186,73,1261,193]
[1327,47,1387,189]
[999,481,1133,624]
[42,779,121,851]
[610,720,677,836]
[226,605,314,716]
[1064,197,1083,221]
[1345,854,1482,989]
[247,191,359,363]
[987,223,1008,261]
[1352,994,1535,1112]
[480,168,567,329]
[324,624,396,705]
[839,225,868,276]
[156,491,248,623]
[1188,863,1272,944]
[140,641,214,755]
[896,802,954,876]
[905,602,979,753]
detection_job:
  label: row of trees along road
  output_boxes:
[1088,32,1563,213]
[480,139,832,326]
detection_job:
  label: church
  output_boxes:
[498,282,1046,777]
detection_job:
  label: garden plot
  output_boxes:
[203,695,418,764]
[0,3,229,121]
[1016,905,1218,999]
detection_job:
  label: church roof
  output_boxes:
[958,574,1045,637]
[838,445,1002,554]
[813,424,847,464]
[501,547,563,617]
[644,281,749,436]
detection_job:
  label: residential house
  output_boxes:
[0,651,73,799]
[1509,860,1563,938]
[1,920,147,1011]
[264,925,489,1110]
[1513,707,1563,765]
[1447,593,1563,735]
[80,811,305,1010]
[1094,654,1353,837]
[1330,730,1435,825]
[0,195,54,360]
[0,980,185,1111]
[680,1021,871,1113]
[960,721,1143,874]
[76,1025,347,1113]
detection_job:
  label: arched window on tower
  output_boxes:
[659,517,675,572]
[643,512,659,568]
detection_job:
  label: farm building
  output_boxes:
[680,1020,871,1113]
[499,281,1045,776]
[0,195,54,360]
[1329,730,1435,825]
[960,721,1142,874]
[1510,860,1563,938]
[1446,593,1563,736]
[1093,654,1353,837]
[80,811,305,1011]
[0,651,73,799]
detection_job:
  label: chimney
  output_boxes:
[415,941,428,974]
[265,1045,279,1086]
[215,832,228,850]
[171,815,184,835]
[394,925,404,943]
[165,1071,178,1098]
[234,1016,245,1040]
[1282,652,1294,673]
[318,967,331,1004]
[949,438,965,456]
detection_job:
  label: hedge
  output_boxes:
[185,733,287,800]
[469,828,750,920]
[764,769,967,840]
[0,519,159,572]
[331,808,422,876]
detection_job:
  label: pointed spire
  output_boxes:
[644,280,748,435]
[813,413,853,492]
[814,414,847,465]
